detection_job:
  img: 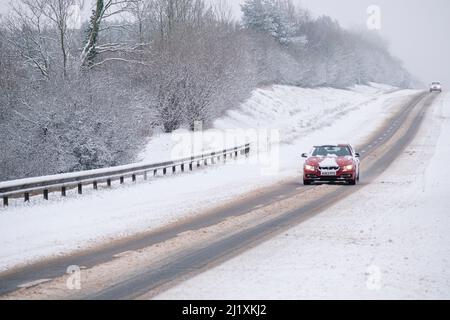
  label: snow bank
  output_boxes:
[139,83,402,162]
[0,84,419,272]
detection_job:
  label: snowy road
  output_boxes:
[0,84,411,273]
[0,90,442,299]
[156,91,450,300]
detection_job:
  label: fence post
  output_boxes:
[78,183,82,194]
[172,166,176,174]
[132,174,136,182]
[43,190,49,200]
[154,169,157,176]
[120,177,124,184]
[93,181,98,189]
[163,168,167,175]
[181,164,185,172]
[189,163,193,171]
[245,144,250,157]
[24,192,30,202]
[61,187,66,197]
[3,196,8,206]
[107,179,111,187]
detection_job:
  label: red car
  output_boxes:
[302,144,360,185]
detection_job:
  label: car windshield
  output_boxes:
[312,146,351,157]
[432,82,440,85]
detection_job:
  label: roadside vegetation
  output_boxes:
[0,0,412,180]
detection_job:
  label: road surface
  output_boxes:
[0,91,439,299]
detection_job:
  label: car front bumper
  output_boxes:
[303,169,356,182]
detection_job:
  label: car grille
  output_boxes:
[319,166,339,170]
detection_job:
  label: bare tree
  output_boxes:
[4,0,84,78]
[43,0,84,77]
[80,0,133,68]
[3,0,52,78]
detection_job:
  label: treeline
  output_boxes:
[0,0,412,181]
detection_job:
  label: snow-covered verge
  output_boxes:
[138,83,398,162]
[0,84,419,273]
[155,93,450,300]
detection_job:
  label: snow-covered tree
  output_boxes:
[0,0,413,181]
[242,0,296,44]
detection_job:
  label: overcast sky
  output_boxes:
[1,0,449,86]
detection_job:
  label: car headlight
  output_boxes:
[305,165,315,171]
[343,165,354,171]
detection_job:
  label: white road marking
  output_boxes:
[18,278,52,289]
[113,251,135,258]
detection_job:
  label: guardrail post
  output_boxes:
[120,177,124,184]
[197,161,200,168]
[153,169,157,176]
[204,158,208,166]
[245,144,250,157]
[144,172,148,180]
[107,179,111,187]
[43,190,49,200]
[132,174,136,182]
[93,181,98,189]
[223,151,227,162]
[61,186,66,196]
[163,168,167,175]
[78,183,82,194]
[172,166,176,174]
[24,192,30,202]
[181,164,185,172]
[189,163,193,171]
[235,147,238,157]
[3,196,8,206]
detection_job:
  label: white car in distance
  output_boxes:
[430,81,442,92]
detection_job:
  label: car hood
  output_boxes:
[305,156,354,167]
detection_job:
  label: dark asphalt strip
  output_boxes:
[0,91,434,298]
[86,92,436,300]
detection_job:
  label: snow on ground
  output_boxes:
[0,84,418,272]
[138,83,400,162]
[155,93,450,300]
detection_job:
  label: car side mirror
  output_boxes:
[355,153,360,158]
[301,153,308,158]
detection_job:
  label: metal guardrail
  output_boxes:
[0,143,251,206]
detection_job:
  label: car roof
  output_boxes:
[313,144,351,148]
